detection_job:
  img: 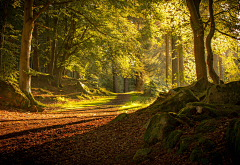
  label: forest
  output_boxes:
[0,0,240,164]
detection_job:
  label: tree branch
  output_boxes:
[35,22,51,30]
[215,28,240,40]
[32,1,54,23]
[66,7,108,37]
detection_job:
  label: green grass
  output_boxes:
[47,95,117,113]
[119,92,155,112]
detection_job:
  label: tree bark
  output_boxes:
[172,34,179,87]
[178,36,184,86]
[136,72,143,91]
[213,54,219,75]
[33,23,39,71]
[49,17,58,76]
[19,0,53,94]
[112,64,118,93]
[206,0,220,84]
[124,78,128,93]
[186,0,207,80]
[19,0,34,93]
[0,1,7,74]
[165,32,170,85]
[219,54,224,81]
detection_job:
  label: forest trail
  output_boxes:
[0,93,145,165]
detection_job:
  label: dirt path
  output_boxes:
[0,93,148,165]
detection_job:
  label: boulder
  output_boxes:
[190,138,222,164]
[162,130,184,150]
[159,89,199,113]
[226,118,240,164]
[195,119,217,134]
[132,148,151,162]
[187,77,213,93]
[144,113,179,145]
[0,80,30,108]
[111,113,129,123]
[204,80,240,104]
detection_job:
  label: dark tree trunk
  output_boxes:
[165,32,170,85]
[124,78,128,93]
[112,65,118,93]
[206,0,220,84]
[172,34,179,87]
[49,17,58,76]
[178,36,184,86]
[186,0,208,80]
[0,1,7,74]
[33,23,39,71]
[136,72,143,91]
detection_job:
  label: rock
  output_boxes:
[187,77,213,92]
[178,102,239,121]
[204,80,240,104]
[190,138,222,164]
[132,148,151,162]
[0,80,30,108]
[178,102,220,121]
[177,136,195,154]
[144,113,179,145]
[195,119,217,134]
[159,89,200,113]
[111,113,129,123]
[162,130,184,150]
[226,118,240,164]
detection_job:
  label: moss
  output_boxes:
[144,113,179,145]
[226,118,240,163]
[162,130,184,150]
[111,113,129,123]
[195,119,217,134]
[177,136,195,154]
[190,138,215,164]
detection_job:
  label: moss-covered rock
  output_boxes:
[111,113,129,123]
[204,80,240,105]
[0,80,30,108]
[178,102,239,121]
[190,138,221,165]
[157,89,200,113]
[177,136,195,154]
[226,118,240,164]
[195,119,217,134]
[144,113,179,145]
[162,130,184,150]
[132,148,151,162]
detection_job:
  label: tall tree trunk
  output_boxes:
[172,34,179,87]
[186,0,207,80]
[45,14,51,73]
[19,0,53,93]
[165,32,170,85]
[213,54,219,75]
[0,1,7,74]
[124,78,128,93]
[54,66,64,87]
[206,0,220,84]
[33,23,39,71]
[136,72,143,91]
[219,54,224,82]
[49,17,58,76]
[178,36,184,86]
[112,64,118,93]
[19,0,34,93]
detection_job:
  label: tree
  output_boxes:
[19,0,53,95]
[186,0,208,80]
[172,33,179,87]
[206,0,220,84]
